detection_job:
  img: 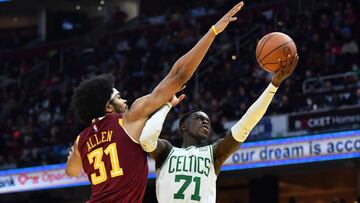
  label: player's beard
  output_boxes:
[113,104,123,114]
[113,103,129,114]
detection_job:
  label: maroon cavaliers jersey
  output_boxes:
[77,113,148,203]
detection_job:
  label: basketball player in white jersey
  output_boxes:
[140,32,299,203]
[140,52,299,203]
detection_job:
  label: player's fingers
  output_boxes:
[276,58,286,74]
[178,94,186,101]
[229,1,244,16]
[283,55,292,74]
[286,55,291,68]
[179,85,186,92]
[289,54,299,73]
[229,17,237,22]
[277,58,283,68]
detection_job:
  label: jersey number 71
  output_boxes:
[174,175,201,201]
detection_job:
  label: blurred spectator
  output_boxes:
[112,6,128,25]
[341,39,359,54]
[288,197,296,203]
[0,0,359,169]
[331,198,347,203]
[357,88,360,104]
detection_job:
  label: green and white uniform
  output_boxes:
[156,145,217,203]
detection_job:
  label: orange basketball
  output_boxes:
[256,32,297,73]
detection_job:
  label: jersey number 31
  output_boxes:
[87,143,123,185]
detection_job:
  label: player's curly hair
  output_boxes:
[179,109,209,133]
[71,74,115,125]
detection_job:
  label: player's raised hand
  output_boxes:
[169,86,186,107]
[169,94,185,107]
[213,1,244,34]
[272,54,299,87]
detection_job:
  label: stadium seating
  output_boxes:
[0,0,359,169]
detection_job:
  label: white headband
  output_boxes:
[108,88,119,104]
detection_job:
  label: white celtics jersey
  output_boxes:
[156,145,217,203]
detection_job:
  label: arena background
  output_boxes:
[0,0,359,202]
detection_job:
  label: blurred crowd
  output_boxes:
[0,0,359,169]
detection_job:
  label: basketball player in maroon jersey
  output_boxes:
[65,2,245,203]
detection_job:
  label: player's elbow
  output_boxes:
[176,69,189,83]
[139,129,160,144]
[172,61,190,83]
[65,165,81,177]
[65,168,74,177]
[139,134,146,145]
[139,129,160,152]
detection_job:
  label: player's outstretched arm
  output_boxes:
[124,2,245,141]
[65,138,83,177]
[139,94,185,168]
[212,54,298,175]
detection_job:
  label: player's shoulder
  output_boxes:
[103,113,125,127]
[182,145,212,152]
[197,145,212,152]
[76,126,92,145]
[105,113,123,120]
[79,125,92,137]
[158,138,174,148]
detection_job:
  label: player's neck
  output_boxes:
[181,135,205,148]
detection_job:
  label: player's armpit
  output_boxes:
[125,74,185,123]
[148,139,173,169]
[65,140,83,177]
[213,132,242,175]
[123,76,185,141]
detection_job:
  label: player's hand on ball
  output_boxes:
[271,54,299,87]
[213,1,244,34]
